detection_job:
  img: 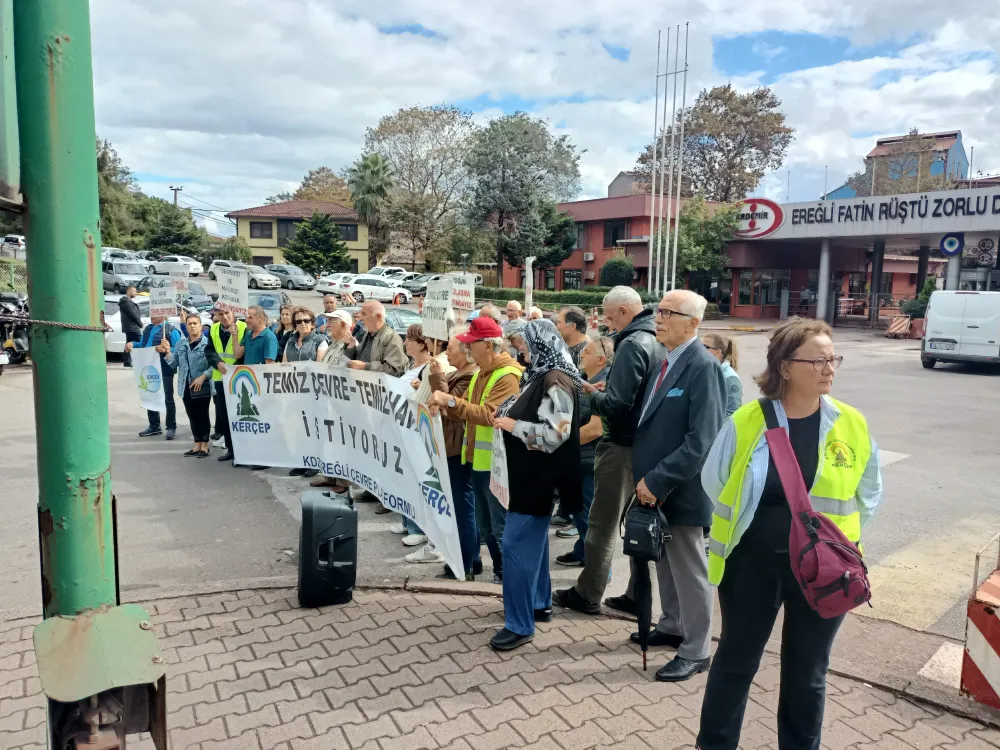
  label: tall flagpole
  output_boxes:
[646,31,661,294]
[653,27,671,296]
[669,23,689,292]
[659,24,681,293]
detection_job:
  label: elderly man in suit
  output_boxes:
[631,289,726,683]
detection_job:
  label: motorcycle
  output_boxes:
[0,292,29,377]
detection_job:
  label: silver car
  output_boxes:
[265,264,316,290]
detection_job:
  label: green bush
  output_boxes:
[600,255,634,286]
[899,278,938,319]
[476,286,659,307]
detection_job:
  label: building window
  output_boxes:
[603,219,627,248]
[277,219,299,247]
[909,274,918,285]
[878,272,893,294]
[350,258,359,274]
[738,270,753,306]
[847,272,866,296]
[756,269,790,305]
[807,269,818,292]
[563,269,582,290]
[249,221,272,239]
[574,223,585,250]
[336,224,359,242]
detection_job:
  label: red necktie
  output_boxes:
[653,359,669,393]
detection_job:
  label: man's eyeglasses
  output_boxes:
[655,308,692,320]
[294,318,313,325]
[787,356,844,371]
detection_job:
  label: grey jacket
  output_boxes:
[632,340,726,527]
[346,322,407,377]
[166,335,216,399]
[587,308,663,446]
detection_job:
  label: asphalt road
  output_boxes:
[2,326,999,639]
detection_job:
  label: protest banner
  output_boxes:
[451,273,476,315]
[524,256,536,313]
[217,266,249,316]
[149,286,178,319]
[223,362,463,576]
[167,266,189,296]
[422,279,452,341]
[131,347,166,412]
[489,428,510,510]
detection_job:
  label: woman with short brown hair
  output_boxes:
[697,317,883,750]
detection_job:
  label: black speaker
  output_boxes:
[298,490,358,608]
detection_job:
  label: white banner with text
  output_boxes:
[132,347,166,413]
[223,362,463,575]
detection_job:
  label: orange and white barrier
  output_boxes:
[961,537,1000,710]
[886,316,911,338]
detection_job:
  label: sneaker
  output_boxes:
[405,545,444,564]
[389,522,407,535]
[556,552,584,567]
[402,534,428,547]
[210,431,222,441]
[212,436,226,448]
[551,514,570,526]
[555,525,579,538]
[165,428,176,441]
[138,426,161,437]
[492,573,503,585]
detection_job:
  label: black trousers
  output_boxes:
[182,385,212,443]
[697,509,844,750]
[148,371,176,430]
[123,331,141,366]
[213,380,232,453]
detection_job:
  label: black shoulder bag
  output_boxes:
[620,494,672,561]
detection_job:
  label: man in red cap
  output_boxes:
[430,316,523,584]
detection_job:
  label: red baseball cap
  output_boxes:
[457,316,503,342]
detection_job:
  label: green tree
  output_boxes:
[293,167,353,205]
[653,196,737,276]
[265,190,293,205]
[444,221,495,268]
[347,153,394,269]
[214,235,252,264]
[464,113,581,284]
[634,84,793,202]
[600,254,635,286]
[282,211,350,276]
[147,206,204,257]
[498,201,577,269]
[97,138,138,247]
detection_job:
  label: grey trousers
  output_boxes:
[575,441,633,604]
[631,523,713,661]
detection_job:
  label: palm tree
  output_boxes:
[347,154,393,270]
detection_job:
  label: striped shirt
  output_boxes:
[701,395,883,552]
[639,334,697,422]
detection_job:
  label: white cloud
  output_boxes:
[88,0,999,213]
[751,41,786,60]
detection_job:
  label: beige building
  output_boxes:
[225,200,370,273]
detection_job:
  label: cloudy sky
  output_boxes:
[90,0,999,236]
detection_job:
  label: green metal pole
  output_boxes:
[14,0,116,618]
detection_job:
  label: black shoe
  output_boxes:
[165,428,176,441]
[654,655,711,683]
[211,431,222,441]
[604,594,638,617]
[138,426,161,437]
[195,450,209,458]
[123,363,133,368]
[472,560,483,575]
[490,628,533,651]
[303,469,320,477]
[248,465,267,471]
[289,468,307,476]
[437,565,458,580]
[630,629,683,649]
[555,552,584,567]
[534,608,553,623]
[218,451,234,462]
[552,587,601,615]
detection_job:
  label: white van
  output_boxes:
[922,290,1000,368]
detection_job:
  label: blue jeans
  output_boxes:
[148,371,176,430]
[471,469,506,577]
[449,457,479,573]
[502,512,552,636]
[403,516,423,535]
[571,463,596,562]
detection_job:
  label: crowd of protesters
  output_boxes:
[126,281,883,750]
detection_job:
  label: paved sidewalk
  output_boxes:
[2,588,999,750]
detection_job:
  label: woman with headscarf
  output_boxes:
[489,318,582,651]
[503,318,529,367]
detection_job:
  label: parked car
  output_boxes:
[103,294,210,355]
[134,251,160,262]
[338,274,412,304]
[1,234,25,258]
[367,266,407,278]
[102,260,151,294]
[403,273,444,296]
[247,290,293,320]
[445,271,484,285]
[265,264,316,290]
[922,290,1000,368]
[207,259,243,280]
[316,273,355,295]
[396,272,420,284]
[339,306,422,337]
[151,255,204,276]
[245,265,281,289]
[138,277,215,312]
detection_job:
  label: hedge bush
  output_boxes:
[600,255,634,286]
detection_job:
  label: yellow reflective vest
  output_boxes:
[210,321,247,382]
[461,365,523,472]
[707,397,871,586]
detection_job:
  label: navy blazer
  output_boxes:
[632,338,727,528]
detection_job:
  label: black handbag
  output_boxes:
[621,494,671,561]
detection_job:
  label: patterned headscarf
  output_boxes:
[496,319,581,418]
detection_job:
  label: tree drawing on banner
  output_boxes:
[237,383,259,421]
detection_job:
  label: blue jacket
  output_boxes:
[166,334,216,398]
[137,322,183,374]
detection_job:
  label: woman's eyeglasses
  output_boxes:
[787,356,844,371]
[294,318,314,325]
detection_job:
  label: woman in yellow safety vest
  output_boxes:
[697,318,883,750]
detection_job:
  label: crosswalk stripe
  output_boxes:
[879,450,910,468]
[918,642,963,688]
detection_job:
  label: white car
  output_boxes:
[445,271,484,285]
[368,266,407,278]
[152,255,204,276]
[207,259,243,280]
[245,265,281,289]
[103,294,210,355]
[1,234,25,258]
[338,274,412,304]
[316,273,355,295]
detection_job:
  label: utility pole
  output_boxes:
[170,184,183,205]
[13,1,165,747]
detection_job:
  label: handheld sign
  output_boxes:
[167,266,189,296]
[131,347,166,413]
[450,274,476,315]
[423,279,453,341]
[149,286,178,319]
[217,266,249,317]
[489,428,510,510]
